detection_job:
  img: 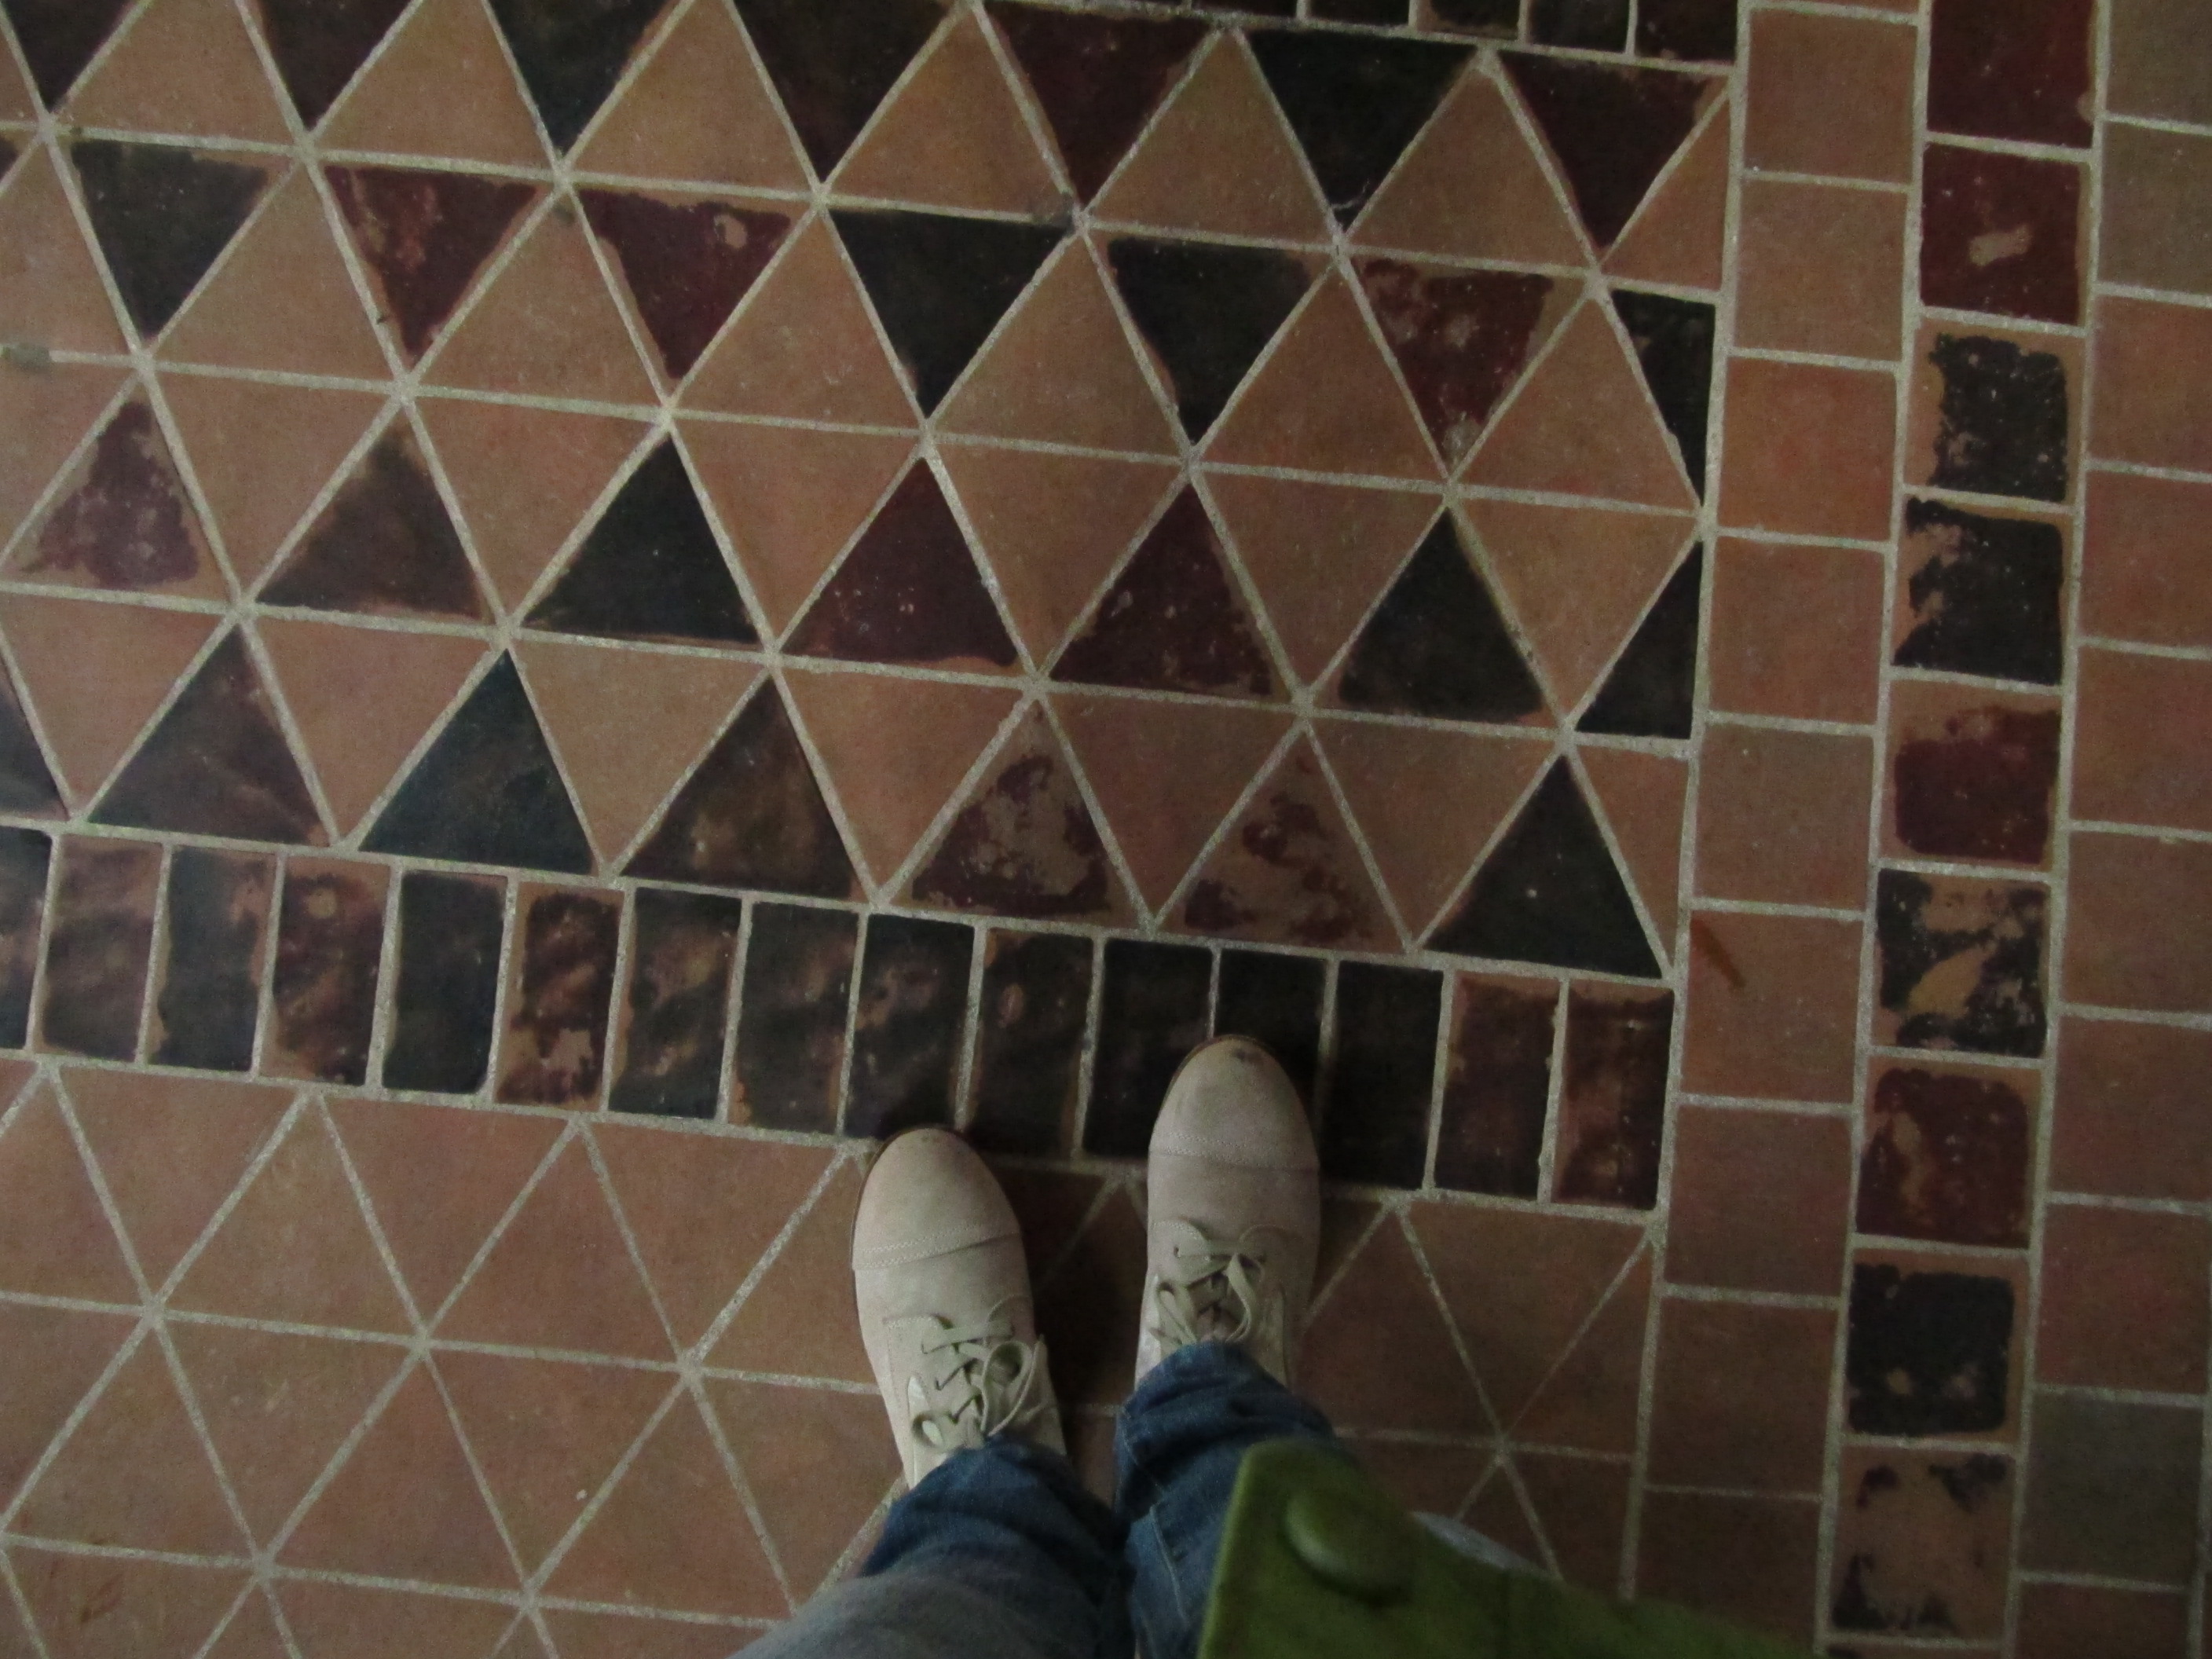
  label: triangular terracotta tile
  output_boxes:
[1577,746,1686,943]
[0,1080,137,1302]
[711,1160,871,1382]
[13,1547,244,1659]
[253,0,412,129]
[709,1380,900,1595]
[683,218,916,427]
[62,1068,291,1288]
[1605,101,1727,291]
[1055,692,1290,913]
[517,637,757,864]
[580,189,793,383]
[936,242,1178,455]
[574,0,807,190]
[200,1586,291,1659]
[327,165,540,363]
[320,0,547,168]
[905,704,1137,926]
[419,397,648,612]
[1463,1461,1548,1560]
[1463,497,1693,714]
[1347,1438,1490,1522]
[786,668,1019,884]
[282,1366,518,1588]
[1205,471,1439,687]
[1177,735,1394,950]
[544,1393,786,1618]
[71,140,276,340]
[940,443,1177,661]
[1357,79,1584,269]
[1501,53,1714,253]
[837,11,1064,217]
[1298,1214,1486,1435]
[1515,1249,1649,1452]
[984,4,1206,203]
[16,1339,245,1553]
[0,148,128,353]
[258,617,489,836]
[1093,34,1330,244]
[10,397,225,599]
[171,1106,412,1333]
[1518,1449,1630,1589]
[170,1321,408,1542]
[276,1584,516,1659]
[1208,274,1439,482]
[681,419,913,636]
[1317,719,1549,938]
[1034,1185,1146,1405]
[0,1301,134,1510]
[487,0,671,155]
[68,0,287,142]
[1463,302,1697,508]
[0,362,130,546]
[994,1165,1107,1286]
[438,1351,671,1573]
[540,1610,749,1659]
[1248,33,1470,229]
[426,206,657,405]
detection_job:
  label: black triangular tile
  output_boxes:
[1053,489,1275,698]
[95,631,325,844]
[1105,236,1313,439]
[985,3,1207,203]
[253,0,411,127]
[526,440,756,646]
[487,0,668,153]
[1611,287,1714,497]
[733,0,947,177]
[579,190,793,379]
[364,654,595,873]
[3,0,131,107]
[787,463,1016,669]
[327,167,540,362]
[1502,53,1708,251]
[70,140,272,338]
[0,668,61,817]
[261,427,490,621]
[1532,0,1629,49]
[1579,544,1700,738]
[625,683,857,899]
[1430,761,1658,977]
[832,208,1064,414]
[1338,515,1544,723]
[1247,31,1470,225]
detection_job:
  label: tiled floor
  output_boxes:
[0,0,2205,1652]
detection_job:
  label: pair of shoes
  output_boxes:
[851,1037,1320,1487]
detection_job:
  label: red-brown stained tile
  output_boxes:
[1638,1491,1821,1645]
[1665,1105,1851,1295]
[1886,681,2060,868]
[2064,831,2212,1015]
[0,1082,137,1303]
[2075,649,2212,833]
[1743,10,1917,183]
[13,399,221,597]
[1832,1446,2012,1640]
[1434,973,1555,1199]
[1708,538,1884,723]
[1719,357,1896,541]
[1682,910,1862,1102]
[2082,471,2212,650]
[1921,144,2083,326]
[1553,987,1670,1211]
[1928,0,2093,147]
[1906,320,2081,506]
[1649,1299,1833,1492]
[2053,1016,2212,1202]
[1874,870,2049,1058]
[2038,1203,2210,1394]
[1859,1060,2034,1248]
[1695,726,1872,909]
[494,886,621,1107]
[326,165,538,364]
[264,857,387,1086]
[1848,1246,2027,1441]
[1735,178,1906,360]
[2089,296,2212,475]
[1357,258,1565,468]
[579,188,791,383]
[36,837,159,1060]
[2018,1584,2191,1659]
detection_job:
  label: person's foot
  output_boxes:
[1137,1037,1320,1386]
[851,1128,1064,1487]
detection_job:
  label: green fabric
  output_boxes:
[1199,1441,1815,1659]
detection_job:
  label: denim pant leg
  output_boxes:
[742,1436,1131,1659]
[1115,1342,1340,1659]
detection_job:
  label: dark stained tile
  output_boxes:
[1082,937,1209,1157]
[37,837,156,1058]
[787,463,1015,671]
[1531,0,1628,49]
[1355,260,1555,468]
[1105,236,1313,438]
[1915,331,2071,504]
[0,829,50,1046]
[2020,1393,2201,1584]
[1434,972,1555,1198]
[1053,489,1275,699]
[252,0,411,127]
[1336,515,1544,723]
[1427,0,1517,31]
[266,857,385,1083]
[261,427,489,621]
[731,901,855,1132]
[626,683,855,899]
[833,209,1063,414]
[381,871,504,1094]
[1501,54,1708,251]
[3,0,132,106]
[580,190,789,379]
[1214,948,1323,1104]
[20,401,211,594]
[70,139,271,337]
[1579,544,1700,738]
[485,0,667,153]
[1832,1449,2012,1639]
[150,848,272,1073]
[1894,500,2064,684]
[1638,0,1737,60]
[1875,870,2048,1058]
[366,655,595,875]
[968,929,1092,1155]
[1314,0,1405,19]
[326,166,539,362]
[732,0,947,177]
[1181,740,1390,951]
[1610,288,1713,497]
[526,441,756,646]
[1921,145,2083,326]
[1432,764,1660,980]
[1847,1256,2019,1437]
[1247,32,1469,225]
[984,5,1206,203]
[1928,0,2093,147]
[0,668,60,818]
[1320,961,1440,1188]
[1859,1063,2033,1247]
[608,888,742,1120]
[95,631,325,846]
[1555,986,1669,1209]
[497,886,621,1106]
[1888,687,2061,866]
[844,914,972,1139]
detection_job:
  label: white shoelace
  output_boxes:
[903,1302,1057,1459]
[1152,1219,1285,1354]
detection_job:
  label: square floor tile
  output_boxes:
[2052,1016,2212,1202]
[2019,1392,2202,1584]
[2065,831,2212,1014]
[2102,123,2212,298]
[1743,11,1917,183]
[1683,910,1862,1103]
[1664,1105,1851,1295]
[2037,1202,2210,1393]
[1708,539,1883,723]
[1720,357,1895,541]
[1696,725,1873,909]
[2073,648,2212,833]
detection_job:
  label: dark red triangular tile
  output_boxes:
[0,1301,135,1511]
[580,188,791,380]
[252,0,411,126]
[486,0,670,153]
[9,397,222,597]
[1357,258,1569,469]
[1502,53,1714,251]
[3,0,133,107]
[326,164,540,362]
[68,138,273,339]
[708,1380,900,1596]
[1334,515,1545,724]
[1613,287,1716,496]
[985,3,1204,201]
[732,0,947,178]
[1247,31,1471,224]
[0,1079,138,1301]
[1603,101,1728,291]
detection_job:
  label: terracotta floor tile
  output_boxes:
[1708,538,1882,723]
[710,1159,873,1383]
[275,1583,518,1659]
[67,0,290,145]
[2038,1203,2210,1394]
[319,0,547,170]
[1887,684,2064,870]
[2064,832,2212,1015]
[1832,1445,2012,1641]
[1602,102,1728,292]
[574,0,805,190]
[1744,9,1917,183]
[1035,1185,1148,1405]
[1517,1452,1629,1593]
[2082,470,2212,650]
[1298,1213,1487,1436]
[2020,1393,2200,1584]
[1577,746,1686,945]
[601,889,744,1103]
[1695,725,1873,908]
[1638,1491,1821,1646]
[1500,53,1715,255]
[0,1081,137,1302]
[0,1300,134,1514]
[494,884,621,1108]
[1665,1105,1850,1295]
[2052,1016,2212,1202]
[1921,143,2084,326]
[262,857,388,1087]
[1719,357,1895,541]
[708,1380,900,1595]
[539,1610,758,1659]
[1736,177,1905,360]
[2074,648,2212,833]
[1928,0,2093,147]
[12,1547,245,1659]
[2089,295,2212,474]
[580,189,793,388]
[2018,1584,2191,1659]
[1859,1059,2034,1247]
[1514,1250,1649,1451]
[2108,0,2212,124]
[1649,1298,1833,1492]
[1683,910,1861,1101]
[0,150,130,355]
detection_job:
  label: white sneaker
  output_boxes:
[851,1129,1064,1487]
[1137,1037,1320,1387]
